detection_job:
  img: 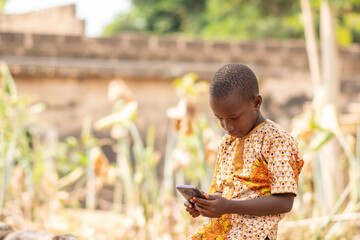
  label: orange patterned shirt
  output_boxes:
[186,120,304,240]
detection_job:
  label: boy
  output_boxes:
[184,64,304,240]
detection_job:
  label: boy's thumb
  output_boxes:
[201,191,210,199]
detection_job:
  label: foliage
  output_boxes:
[0,64,220,238]
[334,1,360,44]
[0,0,6,12]
[103,0,360,44]
[103,0,303,40]
[103,0,206,36]
[0,62,46,209]
[199,0,303,40]
[94,81,163,217]
[165,73,216,190]
[1,63,359,239]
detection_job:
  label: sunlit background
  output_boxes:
[3,0,131,36]
[0,0,359,239]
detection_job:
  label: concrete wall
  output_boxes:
[0,5,85,36]
[0,32,359,74]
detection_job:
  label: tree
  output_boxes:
[103,0,360,44]
[103,0,207,35]
[103,0,303,40]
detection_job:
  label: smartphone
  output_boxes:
[176,184,206,203]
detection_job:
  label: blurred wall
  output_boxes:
[0,5,85,36]
[13,76,179,154]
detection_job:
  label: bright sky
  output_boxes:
[4,0,132,37]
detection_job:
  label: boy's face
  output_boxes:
[209,91,262,138]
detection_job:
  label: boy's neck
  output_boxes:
[251,113,267,131]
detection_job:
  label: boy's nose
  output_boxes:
[223,121,234,132]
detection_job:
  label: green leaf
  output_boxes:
[0,62,18,101]
[336,25,352,45]
[0,0,7,12]
[309,131,333,151]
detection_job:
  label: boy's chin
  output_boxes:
[228,131,244,138]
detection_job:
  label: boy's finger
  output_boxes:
[184,200,195,208]
[188,208,199,214]
[185,202,200,213]
[194,205,206,216]
[192,197,210,206]
[191,212,201,218]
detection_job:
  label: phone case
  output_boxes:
[176,184,206,201]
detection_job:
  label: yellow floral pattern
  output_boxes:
[289,153,304,184]
[238,158,275,197]
[188,214,232,240]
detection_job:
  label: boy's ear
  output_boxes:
[253,95,262,110]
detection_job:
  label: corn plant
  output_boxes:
[164,73,214,192]
[162,73,222,238]
[0,62,46,215]
[94,79,162,238]
[284,87,360,239]
[0,62,106,230]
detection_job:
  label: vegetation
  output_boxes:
[103,0,360,45]
[282,90,360,239]
[1,61,359,239]
[0,65,214,239]
[0,0,6,12]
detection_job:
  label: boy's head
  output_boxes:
[209,64,264,138]
[210,63,259,101]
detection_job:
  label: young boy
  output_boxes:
[184,64,304,240]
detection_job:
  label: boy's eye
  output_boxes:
[230,116,239,120]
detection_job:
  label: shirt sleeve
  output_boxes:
[262,136,304,195]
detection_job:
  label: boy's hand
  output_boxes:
[192,194,229,218]
[184,191,210,218]
[184,200,201,218]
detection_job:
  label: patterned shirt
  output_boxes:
[186,120,304,240]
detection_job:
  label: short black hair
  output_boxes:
[209,63,259,101]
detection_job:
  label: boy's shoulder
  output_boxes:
[219,119,297,144]
[260,119,287,133]
[257,119,297,143]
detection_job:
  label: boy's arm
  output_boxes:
[192,193,294,218]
